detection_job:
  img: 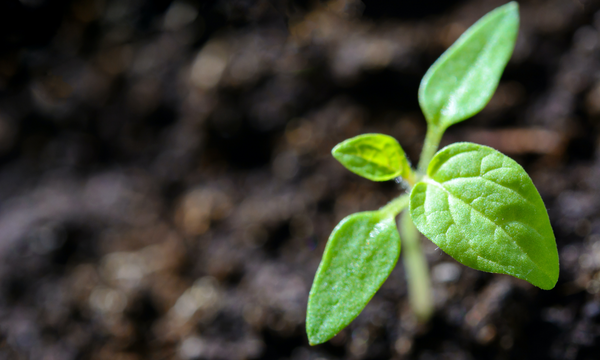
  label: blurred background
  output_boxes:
[0,0,599,359]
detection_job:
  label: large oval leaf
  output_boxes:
[419,2,519,129]
[306,211,401,345]
[332,133,411,182]
[409,142,559,290]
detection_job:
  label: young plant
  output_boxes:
[306,2,559,346]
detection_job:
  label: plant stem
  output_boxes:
[400,210,434,321]
[383,124,440,321]
[417,125,445,173]
[380,194,409,217]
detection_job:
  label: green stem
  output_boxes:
[380,194,409,217]
[382,124,440,320]
[400,210,434,321]
[417,125,445,174]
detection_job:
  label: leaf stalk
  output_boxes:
[380,194,409,217]
[417,125,445,173]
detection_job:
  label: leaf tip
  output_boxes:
[306,322,329,346]
[534,277,557,291]
[307,332,318,346]
[493,1,518,16]
[535,266,559,291]
[331,143,347,170]
[331,143,342,157]
[307,338,320,346]
[506,1,519,11]
[498,1,519,23]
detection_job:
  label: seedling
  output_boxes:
[306,2,559,346]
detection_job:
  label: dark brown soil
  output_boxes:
[0,0,599,359]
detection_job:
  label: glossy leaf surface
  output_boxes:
[419,2,519,129]
[306,211,401,345]
[409,142,559,290]
[332,134,411,181]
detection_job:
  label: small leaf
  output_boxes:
[332,134,411,181]
[409,142,559,290]
[419,2,519,129]
[306,211,401,345]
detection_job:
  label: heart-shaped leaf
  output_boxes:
[306,211,401,345]
[332,134,411,182]
[409,142,559,290]
[419,2,519,129]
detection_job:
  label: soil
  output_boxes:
[0,0,599,359]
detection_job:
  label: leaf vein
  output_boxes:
[441,175,535,207]
[424,186,506,268]
[424,179,549,277]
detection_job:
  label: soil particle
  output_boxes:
[1,0,600,359]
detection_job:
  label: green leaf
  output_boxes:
[332,134,411,182]
[306,211,401,345]
[409,142,559,290]
[419,2,519,129]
